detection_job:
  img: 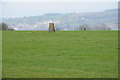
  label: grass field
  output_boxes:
[0,31,2,79]
[2,31,118,78]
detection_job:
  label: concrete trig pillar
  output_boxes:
[49,23,55,32]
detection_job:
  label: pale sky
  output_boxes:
[2,0,120,2]
[1,0,118,18]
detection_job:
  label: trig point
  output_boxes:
[49,23,55,32]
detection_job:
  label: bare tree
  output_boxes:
[0,22,14,30]
[76,24,89,31]
[96,23,111,31]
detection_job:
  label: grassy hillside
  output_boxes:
[2,31,118,78]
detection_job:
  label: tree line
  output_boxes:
[74,24,111,31]
[0,22,14,30]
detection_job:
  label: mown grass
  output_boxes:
[2,31,118,78]
[0,31,2,79]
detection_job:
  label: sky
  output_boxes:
[2,0,120,2]
[1,1,118,18]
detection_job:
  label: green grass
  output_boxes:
[0,31,2,79]
[2,31,118,78]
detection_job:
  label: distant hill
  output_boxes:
[3,9,118,30]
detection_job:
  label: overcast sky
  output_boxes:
[1,2,118,18]
[2,0,119,2]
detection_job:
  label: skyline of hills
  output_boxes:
[2,8,118,30]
